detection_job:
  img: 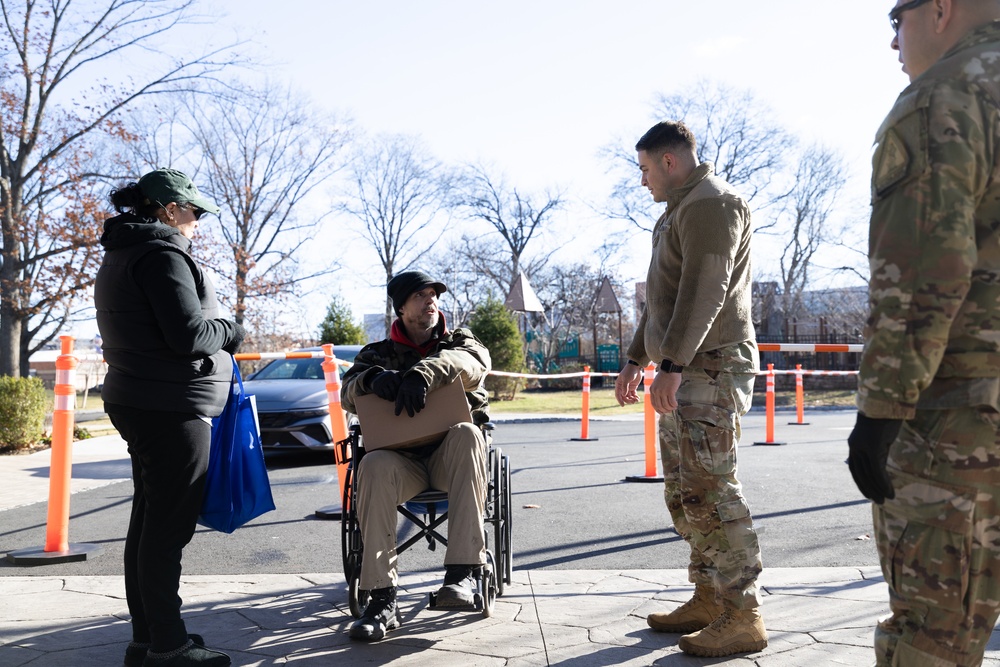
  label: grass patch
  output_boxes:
[762,388,856,408]
[43,388,105,413]
[487,387,857,414]
[489,388,643,415]
[44,389,117,439]
[32,385,855,431]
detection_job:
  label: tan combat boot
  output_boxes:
[646,585,723,633]
[677,607,768,657]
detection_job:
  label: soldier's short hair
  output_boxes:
[635,121,697,155]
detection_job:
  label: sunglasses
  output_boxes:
[889,0,931,33]
[182,204,207,220]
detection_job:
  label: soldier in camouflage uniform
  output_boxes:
[848,2,1000,665]
[615,121,766,658]
[340,270,492,642]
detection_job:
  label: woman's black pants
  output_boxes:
[108,409,211,652]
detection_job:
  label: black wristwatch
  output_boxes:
[627,359,640,367]
[661,359,684,373]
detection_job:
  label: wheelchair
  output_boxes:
[338,421,512,618]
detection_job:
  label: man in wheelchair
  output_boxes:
[340,270,492,641]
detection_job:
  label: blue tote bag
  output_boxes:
[199,358,276,533]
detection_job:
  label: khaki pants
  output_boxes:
[874,406,1000,667]
[658,367,762,610]
[356,422,488,590]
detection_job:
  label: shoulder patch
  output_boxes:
[873,127,910,195]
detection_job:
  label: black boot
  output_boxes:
[349,587,400,641]
[141,639,230,666]
[434,565,479,607]
[124,634,205,667]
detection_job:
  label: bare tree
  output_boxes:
[123,102,192,171]
[653,81,795,207]
[438,233,551,299]
[600,80,795,234]
[423,239,495,328]
[601,81,854,338]
[14,168,106,375]
[0,0,241,377]
[776,144,847,320]
[452,163,564,293]
[338,134,449,334]
[422,229,560,335]
[188,82,351,327]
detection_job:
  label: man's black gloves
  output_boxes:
[223,323,246,355]
[395,373,429,417]
[847,412,903,504]
[369,370,402,401]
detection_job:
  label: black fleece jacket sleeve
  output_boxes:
[133,249,240,357]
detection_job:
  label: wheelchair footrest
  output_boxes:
[428,591,484,610]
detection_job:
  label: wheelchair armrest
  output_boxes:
[335,436,353,464]
[335,423,365,465]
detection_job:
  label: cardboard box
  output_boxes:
[354,377,473,450]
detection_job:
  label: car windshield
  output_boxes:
[252,358,325,381]
[250,347,362,381]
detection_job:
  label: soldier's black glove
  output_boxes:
[847,412,903,504]
[223,323,246,355]
[395,373,428,417]
[369,370,402,401]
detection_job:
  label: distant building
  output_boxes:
[28,340,106,390]
[632,279,866,341]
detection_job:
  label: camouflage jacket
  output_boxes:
[858,20,1000,419]
[341,320,491,424]
[626,162,758,373]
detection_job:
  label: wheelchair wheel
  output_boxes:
[340,465,356,578]
[340,462,368,618]
[501,452,513,586]
[489,447,505,597]
[481,550,497,618]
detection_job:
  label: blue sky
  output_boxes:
[75,1,910,339]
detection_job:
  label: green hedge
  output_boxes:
[0,376,48,452]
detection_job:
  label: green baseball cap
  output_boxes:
[137,168,220,215]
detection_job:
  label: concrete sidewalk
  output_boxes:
[3,419,1000,665]
[0,434,132,513]
[0,567,968,666]
[3,566,1000,666]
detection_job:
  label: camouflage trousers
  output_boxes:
[658,367,762,609]
[874,406,1000,667]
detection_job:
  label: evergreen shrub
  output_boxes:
[469,296,525,401]
[0,376,48,452]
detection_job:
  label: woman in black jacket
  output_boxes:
[95,168,243,667]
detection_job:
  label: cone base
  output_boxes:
[6,543,101,566]
[623,475,664,483]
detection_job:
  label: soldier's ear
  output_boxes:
[932,0,954,34]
